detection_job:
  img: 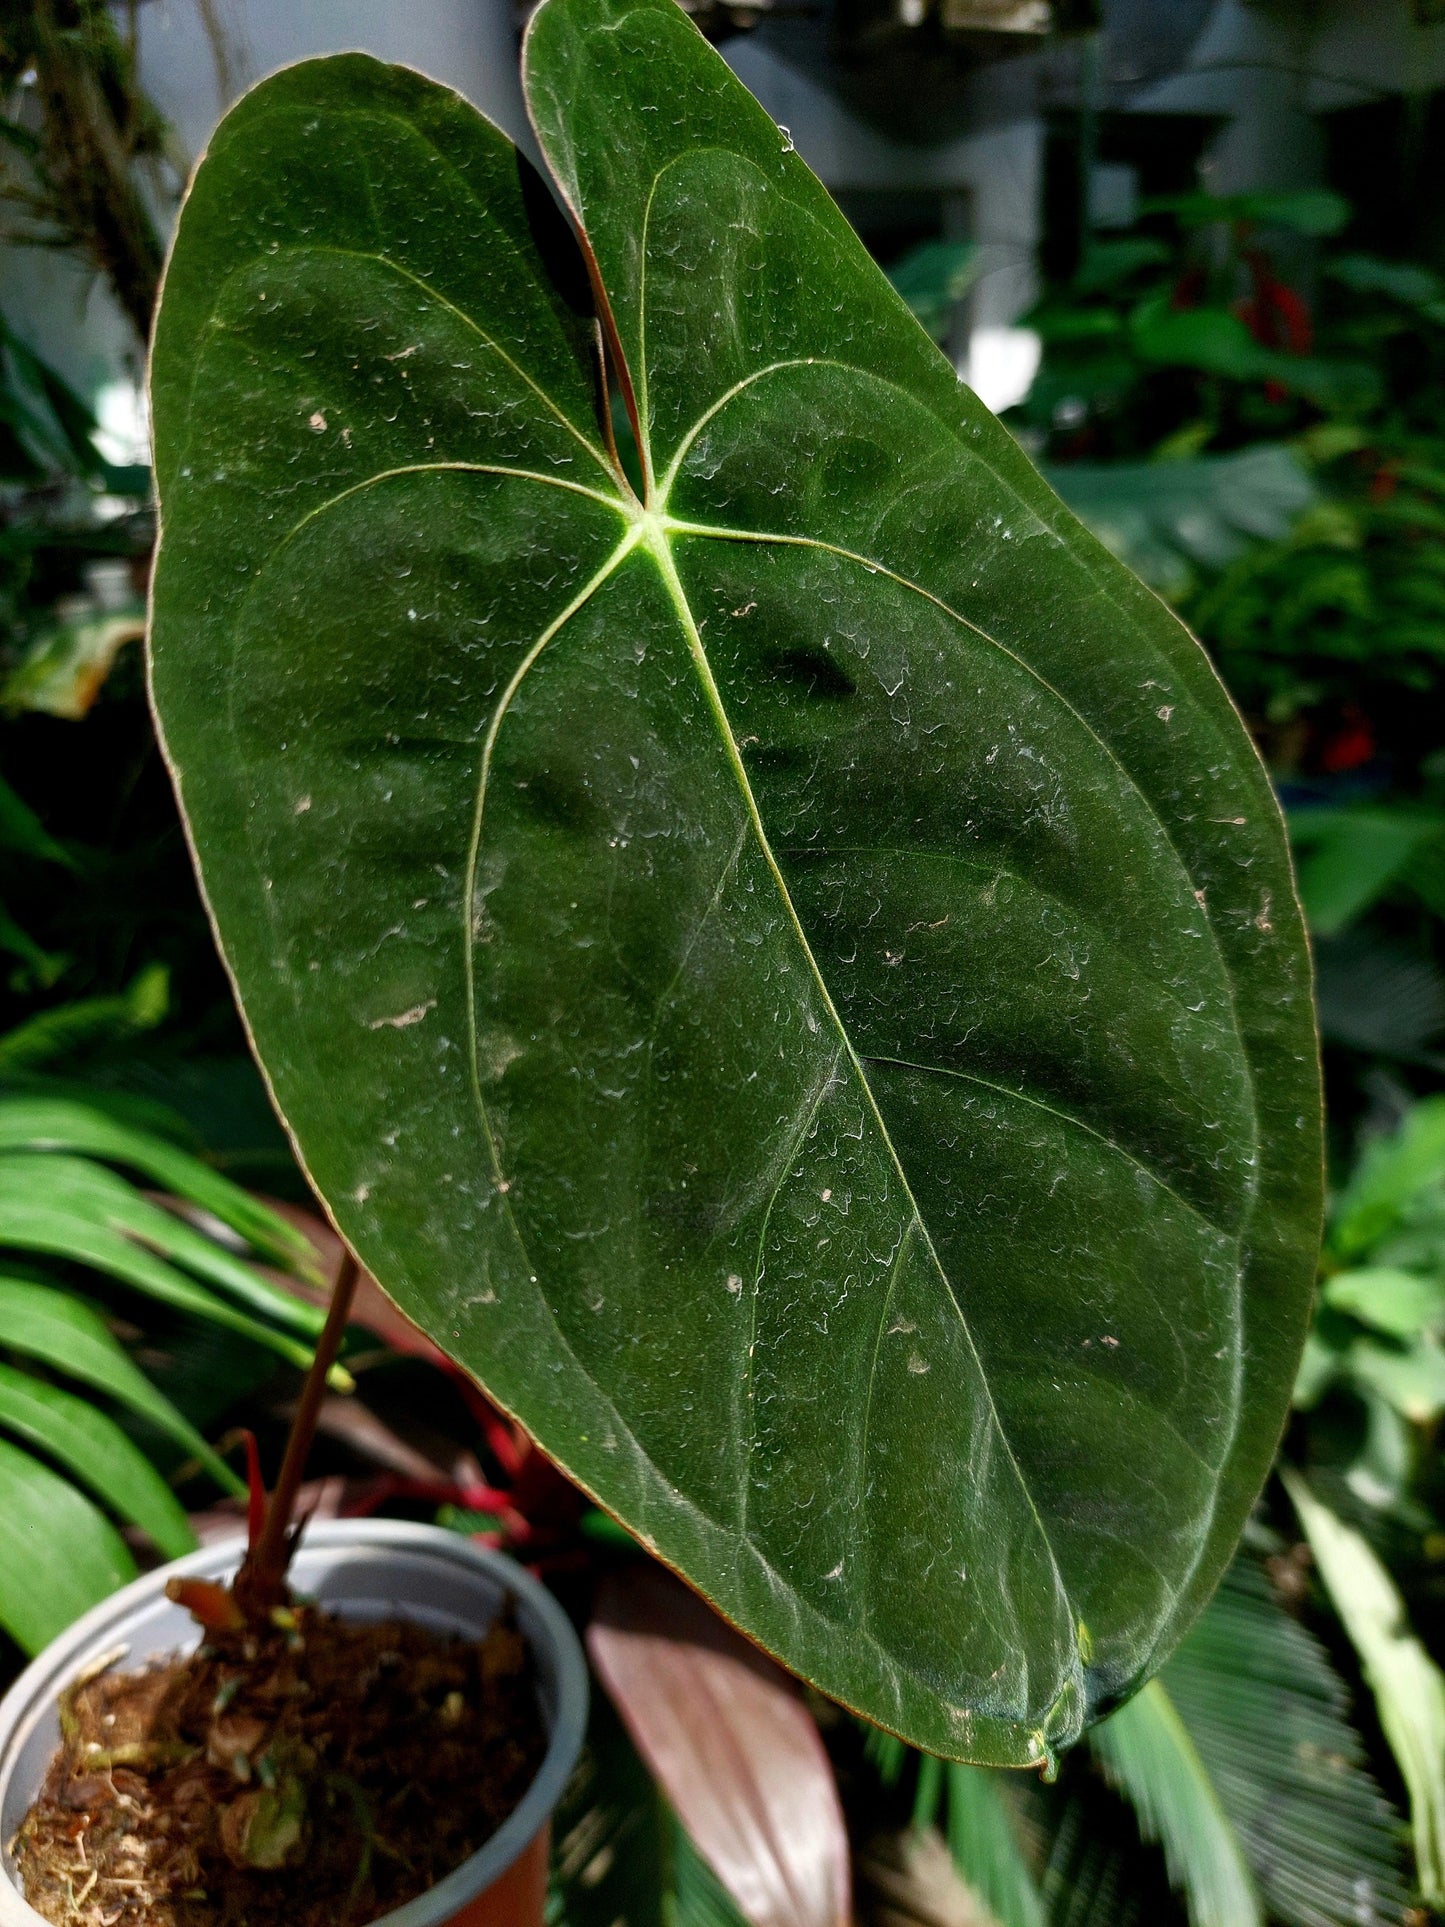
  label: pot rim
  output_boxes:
[0,1519,588,1927]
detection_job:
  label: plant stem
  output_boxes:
[238,1245,360,1612]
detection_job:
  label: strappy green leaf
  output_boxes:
[0,1363,196,1560]
[0,1092,321,1279]
[0,1276,244,1495]
[0,1436,136,1654]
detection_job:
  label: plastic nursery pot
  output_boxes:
[0,1519,588,1927]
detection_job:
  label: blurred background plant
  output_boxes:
[0,1078,328,1656]
[2,1,1445,1924]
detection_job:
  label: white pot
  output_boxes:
[0,1520,587,1927]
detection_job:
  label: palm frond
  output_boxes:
[1163,1550,1410,1927]
[0,1084,334,1651]
[1331,1093,1445,1260]
[0,1091,321,1277]
[1088,1679,1261,1927]
[0,1436,135,1653]
[1011,1769,1176,1927]
[943,1766,1045,1927]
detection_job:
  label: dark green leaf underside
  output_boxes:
[149,8,1321,1761]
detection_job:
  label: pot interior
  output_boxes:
[0,1524,584,1927]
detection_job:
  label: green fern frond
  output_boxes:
[1022,1783,1161,1927]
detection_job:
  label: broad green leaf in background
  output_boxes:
[0,313,108,484]
[1322,1266,1445,1341]
[1330,1095,1445,1261]
[1153,189,1352,238]
[1126,298,1378,411]
[1344,1333,1445,1424]
[1047,445,1317,602]
[1312,931,1445,1066]
[884,240,979,344]
[4,608,146,720]
[1328,252,1445,317]
[148,0,1322,1760]
[1289,804,1445,937]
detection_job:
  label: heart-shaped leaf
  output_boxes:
[148,0,1321,1762]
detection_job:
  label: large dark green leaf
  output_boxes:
[147,4,1321,1761]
